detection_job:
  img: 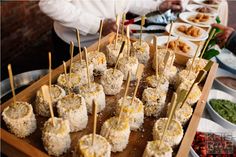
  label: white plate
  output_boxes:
[179,12,215,27]
[186,4,218,16]
[165,22,208,41]
[192,0,221,8]
[148,36,198,57]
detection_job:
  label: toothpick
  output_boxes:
[200,29,216,59]
[92,100,98,146]
[69,41,74,84]
[63,61,71,94]
[84,47,91,88]
[158,93,177,149]
[7,64,16,105]
[126,25,131,57]
[97,20,104,52]
[115,15,120,50]
[121,13,126,39]
[165,21,173,53]
[48,52,52,93]
[117,72,131,125]
[153,36,159,76]
[41,85,55,126]
[180,70,207,108]
[113,41,126,74]
[187,43,201,76]
[76,29,83,62]
[139,16,145,46]
[130,64,144,106]
[156,51,170,90]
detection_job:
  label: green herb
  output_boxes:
[210,99,236,124]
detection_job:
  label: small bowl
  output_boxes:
[206,89,236,129]
[213,68,236,97]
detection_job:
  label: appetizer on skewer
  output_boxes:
[186,57,208,73]
[57,72,84,91]
[2,101,37,138]
[146,75,169,92]
[117,56,139,81]
[100,116,130,152]
[142,88,167,117]
[116,96,144,130]
[153,118,183,147]
[35,84,66,117]
[100,68,124,95]
[176,80,202,105]
[175,69,197,88]
[105,41,125,66]
[171,103,193,126]
[143,140,173,157]
[131,40,150,64]
[79,82,106,114]
[57,93,88,132]
[42,117,71,156]
[78,134,111,157]
[71,60,94,81]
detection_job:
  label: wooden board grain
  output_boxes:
[1,32,217,157]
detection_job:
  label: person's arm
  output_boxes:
[39,0,101,35]
[225,31,236,55]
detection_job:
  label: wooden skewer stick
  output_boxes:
[63,61,71,94]
[126,25,131,57]
[130,64,144,106]
[121,13,126,39]
[187,43,201,76]
[158,92,177,149]
[153,36,159,76]
[41,85,55,126]
[92,100,98,146]
[113,41,126,74]
[156,51,170,90]
[114,15,120,50]
[175,89,188,110]
[165,21,173,53]
[69,41,74,84]
[117,72,131,125]
[97,20,104,52]
[76,29,83,62]
[139,16,145,46]
[7,64,16,104]
[84,47,91,88]
[180,69,207,108]
[48,52,52,93]
[200,29,216,59]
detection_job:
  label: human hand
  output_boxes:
[101,19,131,36]
[159,0,183,13]
[211,23,234,48]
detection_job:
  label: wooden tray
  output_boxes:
[1,32,218,157]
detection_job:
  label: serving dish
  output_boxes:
[192,0,221,8]
[186,4,218,15]
[165,22,209,41]
[206,89,236,129]
[1,32,218,157]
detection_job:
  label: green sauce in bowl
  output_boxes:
[210,99,236,124]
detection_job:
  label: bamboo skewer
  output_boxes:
[41,85,55,126]
[63,61,71,94]
[121,13,126,39]
[84,47,91,88]
[126,25,131,57]
[139,16,145,46]
[7,64,16,105]
[130,64,144,106]
[92,100,98,146]
[153,36,159,76]
[69,41,74,84]
[158,93,177,149]
[117,72,131,125]
[187,43,201,76]
[200,29,216,59]
[113,41,126,74]
[114,15,120,50]
[165,21,173,53]
[97,20,104,52]
[48,52,52,93]
[76,29,83,62]
[180,70,207,108]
